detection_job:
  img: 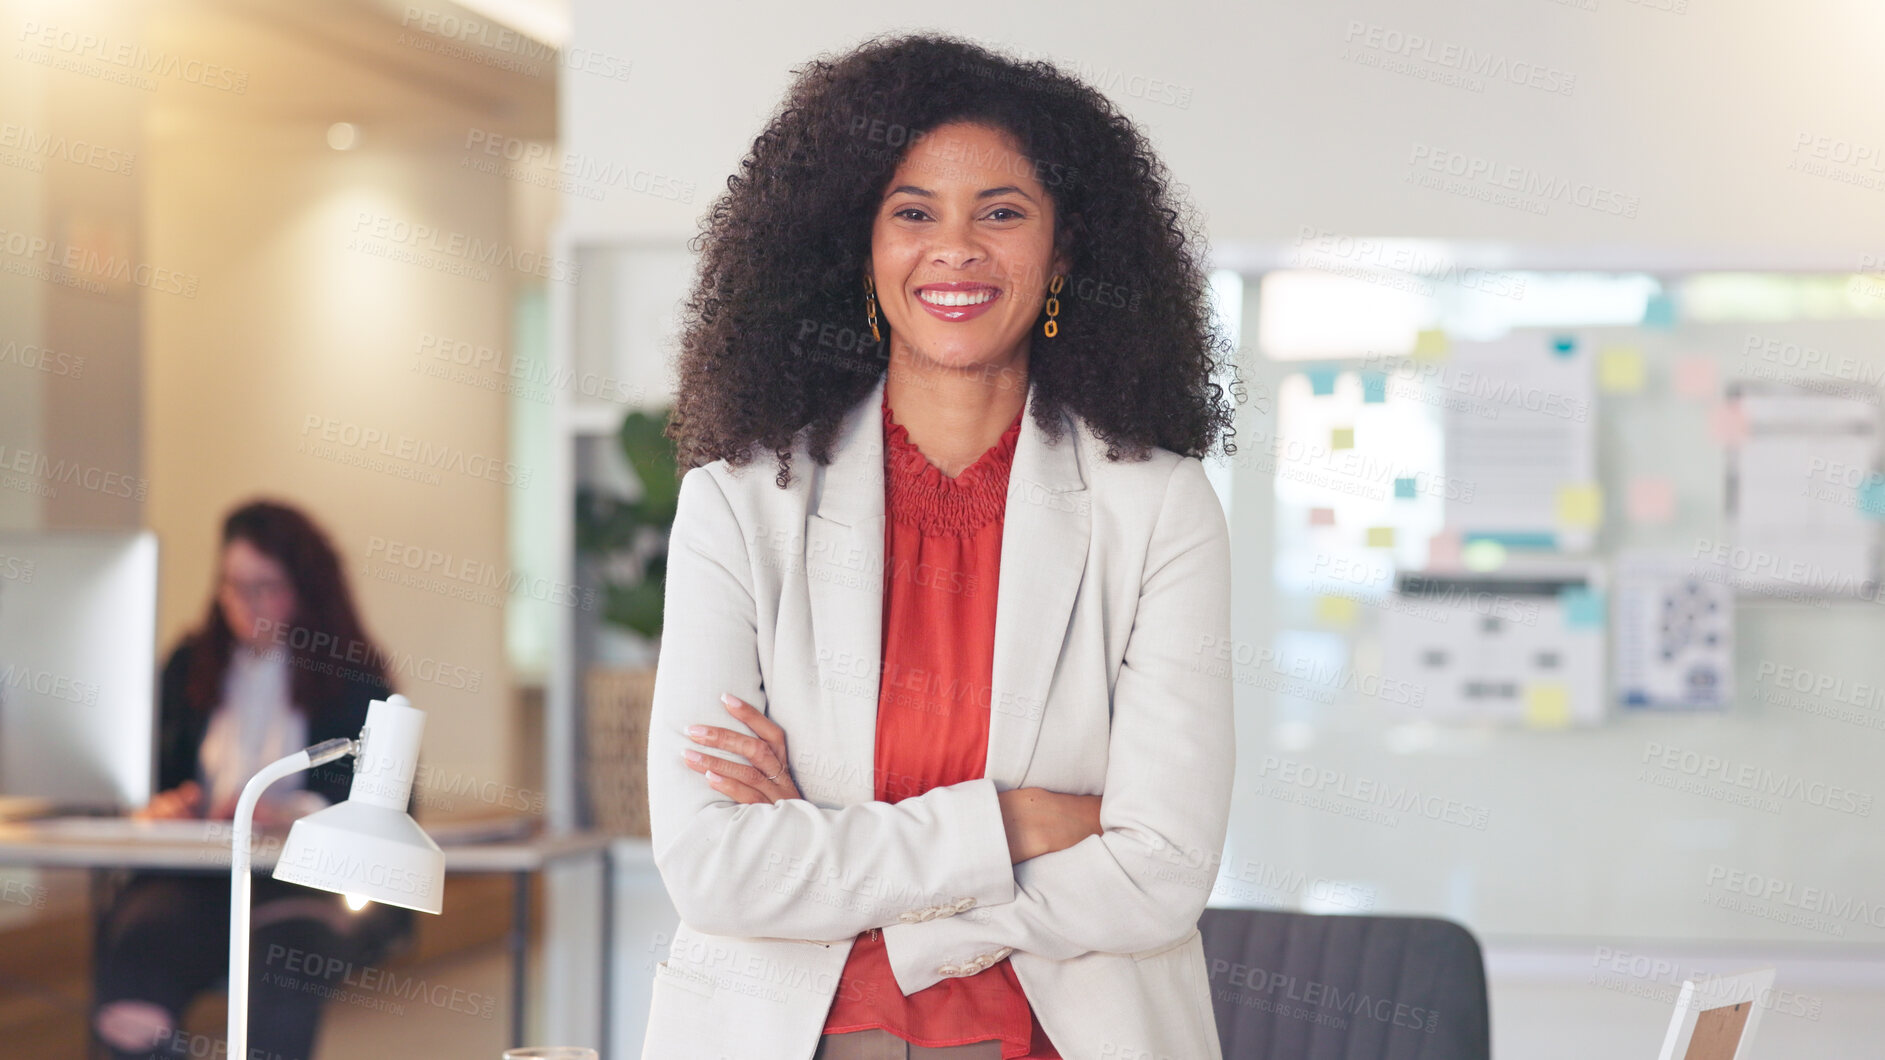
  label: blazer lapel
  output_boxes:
[805,372,1091,803]
[804,374,889,805]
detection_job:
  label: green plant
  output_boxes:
[574,406,679,640]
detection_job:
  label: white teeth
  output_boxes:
[919,288,995,307]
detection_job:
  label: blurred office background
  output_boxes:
[2,0,1882,1056]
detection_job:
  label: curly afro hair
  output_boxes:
[667,31,1242,486]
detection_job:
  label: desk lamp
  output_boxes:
[227,693,444,1059]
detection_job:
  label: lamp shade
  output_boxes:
[273,798,444,913]
[272,694,444,914]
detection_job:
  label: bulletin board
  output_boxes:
[1229,292,1885,947]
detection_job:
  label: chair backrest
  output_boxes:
[1197,907,1491,1060]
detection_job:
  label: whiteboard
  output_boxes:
[1221,315,1885,947]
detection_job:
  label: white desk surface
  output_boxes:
[0,816,617,873]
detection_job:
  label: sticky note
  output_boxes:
[1858,475,1885,519]
[1360,372,1387,403]
[1523,683,1572,728]
[1461,538,1507,572]
[1331,427,1355,450]
[1559,586,1606,629]
[1394,477,1418,499]
[1309,507,1336,527]
[1672,355,1717,400]
[1315,594,1359,628]
[1709,401,1749,446]
[1598,347,1645,393]
[1627,476,1675,524]
[1366,526,1395,547]
[1306,366,1339,396]
[1427,529,1463,570]
[1413,329,1449,359]
[1555,482,1603,528]
[1550,334,1578,357]
[1642,292,1677,329]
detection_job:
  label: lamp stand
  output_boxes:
[226,737,355,1060]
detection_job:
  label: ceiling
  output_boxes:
[143,0,556,148]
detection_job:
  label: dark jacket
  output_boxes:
[157,638,390,805]
[151,638,413,948]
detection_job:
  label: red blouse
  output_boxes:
[818,388,1060,1059]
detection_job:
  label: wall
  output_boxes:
[0,0,145,531]
[143,128,523,803]
[562,0,1885,260]
[139,0,558,813]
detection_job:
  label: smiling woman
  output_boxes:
[644,31,1241,1060]
[868,122,1071,478]
[665,32,1237,488]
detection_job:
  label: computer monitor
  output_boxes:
[0,530,158,810]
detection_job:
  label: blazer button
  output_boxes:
[937,963,962,977]
[898,911,922,924]
[951,896,976,912]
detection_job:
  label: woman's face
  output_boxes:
[870,121,1068,378]
[217,537,298,648]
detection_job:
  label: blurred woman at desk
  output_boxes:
[93,499,412,1060]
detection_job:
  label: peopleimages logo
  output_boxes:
[0,226,200,296]
[276,845,433,899]
[364,534,594,610]
[0,444,148,499]
[1255,755,1490,830]
[1207,959,1439,1033]
[250,617,483,693]
[0,662,100,705]
[264,944,497,1020]
[1705,864,1885,932]
[15,21,250,93]
[349,212,580,284]
[299,414,532,487]
[1641,741,1873,817]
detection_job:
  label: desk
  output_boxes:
[0,820,616,1056]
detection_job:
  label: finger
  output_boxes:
[721,695,786,748]
[713,700,791,779]
[702,769,768,805]
[687,725,780,776]
[682,750,774,791]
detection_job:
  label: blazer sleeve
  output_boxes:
[880,456,1234,995]
[154,641,199,795]
[647,465,1017,942]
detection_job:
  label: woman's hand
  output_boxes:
[682,694,803,805]
[998,787,1103,864]
[133,781,203,821]
[204,793,300,827]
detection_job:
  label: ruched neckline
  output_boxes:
[883,389,1023,537]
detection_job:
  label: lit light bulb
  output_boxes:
[343,892,371,911]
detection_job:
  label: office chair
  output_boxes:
[1197,907,1492,1060]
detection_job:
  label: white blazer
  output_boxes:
[642,371,1234,1060]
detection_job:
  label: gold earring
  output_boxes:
[1043,274,1064,338]
[864,275,881,343]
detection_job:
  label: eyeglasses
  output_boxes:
[220,576,292,602]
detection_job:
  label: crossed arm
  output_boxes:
[647,459,1233,994]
